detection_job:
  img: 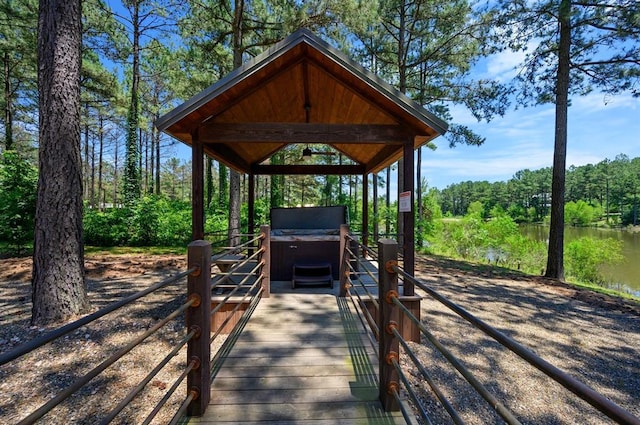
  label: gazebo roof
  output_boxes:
[155,29,448,175]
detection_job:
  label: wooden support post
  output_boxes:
[260,224,271,298]
[378,238,400,411]
[191,129,204,241]
[186,240,212,416]
[248,174,255,235]
[339,224,350,297]
[402,138,415,295]
[362,174,369,248]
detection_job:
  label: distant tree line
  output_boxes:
[436,154,640,227]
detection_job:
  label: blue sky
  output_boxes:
[422,50,640,190]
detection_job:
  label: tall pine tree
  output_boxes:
[491,0,640,279]
[32,0,89,325]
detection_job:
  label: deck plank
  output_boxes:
[188,289,405,424]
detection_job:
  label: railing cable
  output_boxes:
[391,356,434,425]
[98,328,198,424]
[388,292,522,425]
[17,296,197,425]
[396,267,640,425]
[210,276,264,344]
[169,388,197,425]
[142,357,198,425]
[390,326,465,425]
[344,288,379,354]
[211,286,264,379]
[0,269,194,366]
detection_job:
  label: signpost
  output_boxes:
[399,191,412,212]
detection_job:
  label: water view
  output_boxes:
[520,225,640,296]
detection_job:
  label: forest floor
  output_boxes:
[0,253,638,424]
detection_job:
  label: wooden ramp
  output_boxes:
[188,286,405,424]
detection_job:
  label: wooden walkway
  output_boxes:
[188,283,405,424]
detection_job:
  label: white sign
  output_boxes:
[399,191,412,212]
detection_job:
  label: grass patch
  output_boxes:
[425,252,640,304]
[2,245,187,258]
[564,277,640,303]
[0,242,32,258]
[84,246,187,256]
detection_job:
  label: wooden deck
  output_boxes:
[188,282,406,424]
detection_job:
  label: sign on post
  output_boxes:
[399,191,412,212]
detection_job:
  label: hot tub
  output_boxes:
[269,206,347,281]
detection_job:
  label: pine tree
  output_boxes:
[32,0,90,325]
[492,0,640,279]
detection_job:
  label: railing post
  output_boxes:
[378,238,400,411]
[260,224,271,298]
[339,224,350,297]
[186,240,212,416]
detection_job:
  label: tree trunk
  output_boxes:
[143,128,148,193]
[4,51,13,150]
[113,137,119,205]
[228,0,245,245]
[83,104,89,200]
[150,121,156,194]
[545,0,571,280]
[218,162,227,207]
[155,122,160,195]
[98,114,104,210]
[417,146,423,246]
[124,0,141,205]
[270,152,284,208]
[32,0,89,325]
[206,157,213,208]
[90,138,96,208]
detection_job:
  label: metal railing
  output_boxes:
[0,227,269,424]
[340,235,640,425]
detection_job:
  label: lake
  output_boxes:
[520,224,640,296]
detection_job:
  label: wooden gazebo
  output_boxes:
[155,29,447,283]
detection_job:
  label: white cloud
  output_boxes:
[572,91,639,113]
[481,42,537,82]
[422,136,554,189]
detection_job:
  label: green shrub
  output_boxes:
[0,151,37,250]
[565,200,601,226]
[565,237,624,284]
[157,199,192,246]
[84,207,133,246]
[440,215,488,260]
[84,196,193,247]
[131,196,161,245]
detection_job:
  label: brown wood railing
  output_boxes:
[0,229,269,424]
[340,235,640,425]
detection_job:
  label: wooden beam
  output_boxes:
[204,143,251,171]
[192,129,205,241]
[365,145,403,174]
[252,164,365,175]
[200,123,409,144]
